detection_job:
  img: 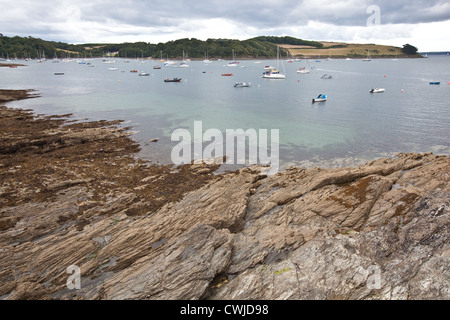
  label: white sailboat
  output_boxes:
[254,52,262,64]
[203,49,211,64]
[227,49,239,67]
[363,50,371,61]
[297,67,310,74]
[392,50,399,61]
[297,60,311,74]
[177,50,189,68]
[263,46,286,79]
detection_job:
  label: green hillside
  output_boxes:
[0,34,419,60]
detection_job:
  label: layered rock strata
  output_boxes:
[0,90,448,300]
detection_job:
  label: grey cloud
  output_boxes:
[1,0,449,44]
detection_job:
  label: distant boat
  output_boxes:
[164,78,182,82]
[177,50,189,68]
[429,82,440,85]
[153,65,161,69]
[234,82,251,88]
[254,53,262,64]
[130,69,138,73]
[177,62,189,68]
[321,74,332,79]
[363,50,371,61]
[227,49,239,67]
[54,72,64,75]
[263,46,286,79]
[221,73,233,76]
[312,94,327,103]
[203,50,212,63]
[370,88,385,93]
[296,67,310,74]
[262,69,286,79]
[392,50,399,61]
[297,60,311,74]
[108,67,118,71]
[139,72,149,76]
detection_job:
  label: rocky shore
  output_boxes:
[0,90,448,300]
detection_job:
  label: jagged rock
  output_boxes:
[0,97,448,300]
[101,224,233,299]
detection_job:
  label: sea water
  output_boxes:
[1,56,449,170]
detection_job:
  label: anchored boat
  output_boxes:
[296,67,310,74]
[312,94,327,103]
[164,78,182,82]
[234,82,251,88]
[262,46,286,79]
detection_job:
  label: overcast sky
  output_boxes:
[1,0,449,51]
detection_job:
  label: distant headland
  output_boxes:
[0,33,422,60]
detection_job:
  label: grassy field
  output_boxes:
[279,42,409,59]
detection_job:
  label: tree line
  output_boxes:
[0,34,420,60]
[0,34,311,59]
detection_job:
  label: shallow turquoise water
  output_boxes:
[2,56,449,169]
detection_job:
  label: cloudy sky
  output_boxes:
[1,0,449,51]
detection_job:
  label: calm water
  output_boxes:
[2,56,450,170]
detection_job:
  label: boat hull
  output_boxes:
[370,88,385,93]
[164,78,182,82]
[234,82,251,88]
[262,73,286,79]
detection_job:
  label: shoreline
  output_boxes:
[0,89,448,300]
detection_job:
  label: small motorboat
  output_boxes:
[370,88,385,93]
[164,78,182,82]
[153,65,161,69]
[321,74,332,79]
[297,67,310,74]
[234,82,251,88]
[312,94,327,103]
[139,72,149,76]
[429,82,440,85]
[54,72,64,75]
[222,73,233,76]
[130,69,138,73]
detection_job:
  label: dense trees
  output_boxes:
[0,34,284,59]
[250,36,323,48]
[401,44,418,55]
[1,34,419,60]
